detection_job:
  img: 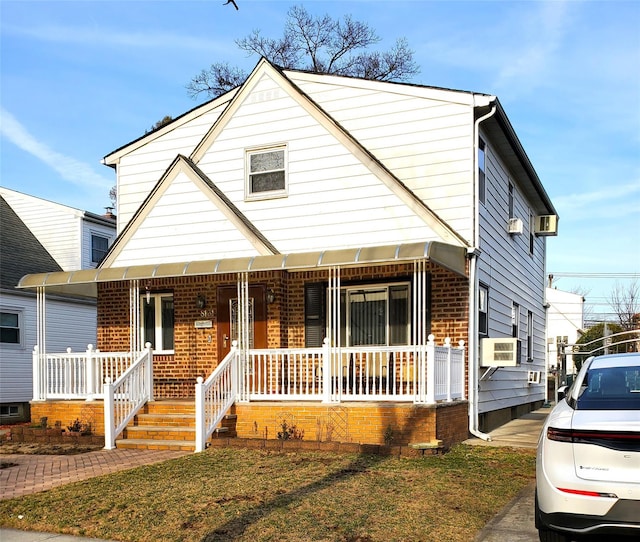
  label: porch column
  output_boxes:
[325,266,341,403]
[32,286,46,401]
[129,280,141,355]
[413,260,430,403]
[236,272,250,401]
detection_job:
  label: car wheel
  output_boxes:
[535,492,572,542]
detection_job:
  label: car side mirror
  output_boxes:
[557,385,568,402]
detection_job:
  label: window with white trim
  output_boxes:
[527,310,533,362]
[478,138,486,205]
[91,234,109,265]
[339,283,411,346]
[0,310,22,346]
[479,284,489,336]
[246,146,287,199]
[141,293,174,352]
[512,302,520,338]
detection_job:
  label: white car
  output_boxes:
[536,352,640,541]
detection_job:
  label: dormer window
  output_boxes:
[246,145,287,199]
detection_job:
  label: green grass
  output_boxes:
[0,445,535,542]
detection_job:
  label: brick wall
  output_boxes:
[232,400,468,448]
[97,264,469,399]
[30,401,105,436]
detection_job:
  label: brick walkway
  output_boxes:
[1,449,189,500]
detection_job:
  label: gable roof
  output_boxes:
[99,155,280,268]
[189,59,467,247]
[0,195,62,290]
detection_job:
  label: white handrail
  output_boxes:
[195,344,238,453]
[103,343,153,450]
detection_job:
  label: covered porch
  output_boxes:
[20,241,470,451]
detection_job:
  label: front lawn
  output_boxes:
[0,445,535,542]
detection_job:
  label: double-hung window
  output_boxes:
[0,310,22,346]
[478,138,486,205]
[479,284,489,337]
[246,146,287,199]
[142,293,174,352]
[339,283,411,346]
[91,234,109,265]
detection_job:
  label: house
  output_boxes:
[0,188,116,423]
[17,59,557,450]
[545,286,584,377]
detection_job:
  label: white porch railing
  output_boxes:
[194,346,238,453]
[103,344,154,450]
[32,344,135,401]
[195,335,465,451]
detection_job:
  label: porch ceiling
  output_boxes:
[17,241,468,298]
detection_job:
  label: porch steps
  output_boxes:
[115,400,236,452]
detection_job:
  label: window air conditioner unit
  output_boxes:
[508,217,523,234]
[527,370,541,384]
[534,215,558,236]
[481,338,520,367]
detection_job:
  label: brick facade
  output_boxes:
[96,263,469,399]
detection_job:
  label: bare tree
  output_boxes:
[607,279,639,331]
[186,5,419,99]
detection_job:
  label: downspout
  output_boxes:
[468,102,497,441]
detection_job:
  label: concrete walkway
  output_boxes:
[1,407,551,542]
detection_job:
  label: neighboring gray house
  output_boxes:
[0,188,116,422]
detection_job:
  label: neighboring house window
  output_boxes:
[479,284,489,336]
[0,405,19,418]
[527,310,533,362]
[246,146,287,199]
[478,138,486,205]
[0,310,21,346]
[141,293,174,352]
[508,183,514,219]
[511,302,520,338]
[91,234,109,264]
[556,335,568,346]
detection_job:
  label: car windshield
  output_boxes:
[576,365,640,410]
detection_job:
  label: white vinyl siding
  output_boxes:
[290,76,475,242]
[115,108,227,231]
[476,137,547,413]
[0,292,96,403]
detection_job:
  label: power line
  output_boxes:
[548,273,639,278]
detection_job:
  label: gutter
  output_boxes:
[468,102,497,442]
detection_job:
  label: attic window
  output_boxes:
[246,146,287,199]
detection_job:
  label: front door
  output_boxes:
[217,285,268,361]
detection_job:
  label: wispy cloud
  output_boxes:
[0,108,112,190]
[554,181,640,212]
[3,23,226,52]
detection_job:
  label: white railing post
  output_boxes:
[32,345,43,401]
[322,338,332,403]
[103,377,115,450]
[86,344,95,399]
[459,340,466,400]
[445,338,452,402]
[195,376,205,453]
[426,334,436,404]
[144,342,154,401]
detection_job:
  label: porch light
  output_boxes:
[145,281,151,304]
[266,288,276,304]
[196,294,207,310]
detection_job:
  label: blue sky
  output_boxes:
[1,0,639,317]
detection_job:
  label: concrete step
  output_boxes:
[115,438,196,452]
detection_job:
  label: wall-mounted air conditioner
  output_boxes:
[527,370,541,384]
[508,217,523,234]
[534,215,558,236]
[481,338,520,367]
